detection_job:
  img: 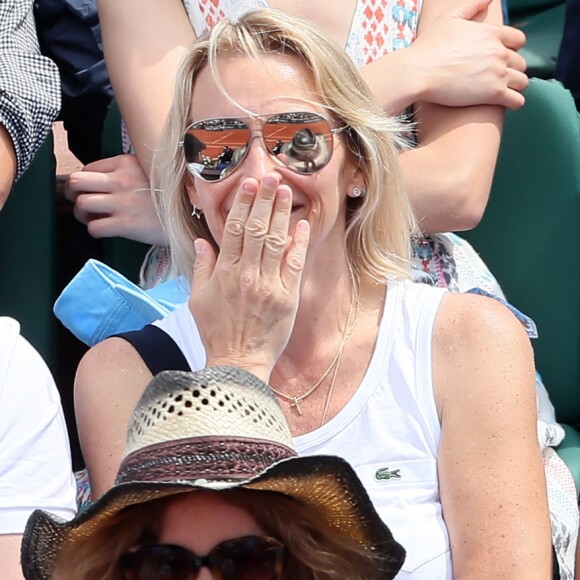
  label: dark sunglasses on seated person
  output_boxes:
[181,111,344,182]
[120,535,285,579]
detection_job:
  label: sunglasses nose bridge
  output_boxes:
[239,130,281,178]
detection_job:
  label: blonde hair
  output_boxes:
[54,489,387,579]
[152,8,418,285]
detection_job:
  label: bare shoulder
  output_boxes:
[75,336,153,416]
[75,338,151,388]
[432,292,536,413]
[75,337,153,496]
[434,291,532,357]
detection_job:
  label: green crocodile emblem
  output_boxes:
[375,467,401,481]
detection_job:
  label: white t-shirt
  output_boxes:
[0,318,77,533]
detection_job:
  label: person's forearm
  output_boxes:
[98,0,196,176]
[0,125,17,210]
[400,0,506,234]
[399,102,504,234]
[359,49,426,116]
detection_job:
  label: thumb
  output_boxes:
[192,238,216,289]
[449,0,493,20]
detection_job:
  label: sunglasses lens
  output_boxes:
[264,112,333,174]
[121,537,283,580]
[120,545,190,580]
[212,536,283,580]
[183,113,335,181]
[184,118,251,182]
[213,536,283,580]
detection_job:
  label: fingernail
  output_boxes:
[194,239,204,253]
[243,181,257,193]
[298,220,309,232]
[277,188,290,201]
[263,176,277,188]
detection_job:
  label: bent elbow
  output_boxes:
[452,200,486,231]
[414,164,494,233]
[447,173,492,232]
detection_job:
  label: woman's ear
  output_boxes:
[343,161,366,198]
[185,172,200,208]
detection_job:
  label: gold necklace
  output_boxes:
[270,292,356,416]
[320,295,359,426]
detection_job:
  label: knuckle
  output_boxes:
[214,264,230,282]
[67,172,82,191]
[116,174,132,191]
[245,219,268,240]
[491,63,507,80]
[257,282,274,300]
[73,206,88,224]
[490,45,507,62]
[513,74,528,91]
[118,154,132,167]
[521,74,529,89]
[225,219,245,237]
[287,255,305,273]
[264,233,286,253]
[87,220,103,238]
[75,194,89,210]
[239,270,256,289]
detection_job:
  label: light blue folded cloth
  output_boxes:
[54,259,189,346]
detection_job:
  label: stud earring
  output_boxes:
[350,187,366,198]
[191,205,203,219]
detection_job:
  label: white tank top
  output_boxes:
[155,280,452,578]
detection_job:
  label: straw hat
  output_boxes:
[21,366,405,579]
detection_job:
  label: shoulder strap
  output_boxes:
[115,325,191,375]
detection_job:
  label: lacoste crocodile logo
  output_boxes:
[375,467,401,481]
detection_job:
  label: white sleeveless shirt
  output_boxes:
[155,280,452,578]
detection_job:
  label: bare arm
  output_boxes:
[397,0,510,233]
[359,0,526,116]
[74,338,153,497]
[97,0,196,175]
[0,126,16,209]
[0,535,24,580]
[434,293,551,578]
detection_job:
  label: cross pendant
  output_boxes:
[290,397,303,415]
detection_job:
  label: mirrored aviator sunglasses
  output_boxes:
[120,535,285,580]
[181,111,343,182]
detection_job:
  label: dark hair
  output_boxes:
[54,489,385,579]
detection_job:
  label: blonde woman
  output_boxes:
[74,11,552,579]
